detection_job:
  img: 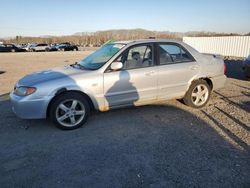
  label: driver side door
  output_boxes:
[103,43,157,108]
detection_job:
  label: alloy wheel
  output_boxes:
[56,99,85,127]
[191,84,209,106]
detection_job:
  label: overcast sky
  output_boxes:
[0,0,249,37]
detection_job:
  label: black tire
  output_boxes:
[49,92,90,130]
[183,80,211,108]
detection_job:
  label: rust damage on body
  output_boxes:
[99,106,109,112]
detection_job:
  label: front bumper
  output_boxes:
[9,92,52,119]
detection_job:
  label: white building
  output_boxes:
[183,36,250,58]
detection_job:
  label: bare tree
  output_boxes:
[5,29,244,45]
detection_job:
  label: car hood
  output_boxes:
[17,65,86,86]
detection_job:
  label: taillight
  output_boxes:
[224,63,227,75]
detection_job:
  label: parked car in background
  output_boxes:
[0,44,26,52]
[49,43,78,51]
[10,39,227,130]
[21,43,36,52]
[242,55,250,78]
[48,44,60,51]
[30,43,50,52]
[16,44,25,48]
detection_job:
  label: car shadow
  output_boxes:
[1,69,250,187]
[214,106,250,132]
[201,108,249,152]
[214,91,250,113]
[233,83,250,91]
[1,97,250,187]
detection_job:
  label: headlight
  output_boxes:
[14,86,36,96]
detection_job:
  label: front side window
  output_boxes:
[79,43,125,70]
[117,44,154,70]
[159,44,193,65]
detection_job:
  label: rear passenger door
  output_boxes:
[157,43,199,99]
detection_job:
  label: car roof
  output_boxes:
[113,38,201,60]
[114,39,183,45]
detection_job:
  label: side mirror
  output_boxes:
[111,62,123,71]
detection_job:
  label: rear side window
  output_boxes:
[158,44,194,65]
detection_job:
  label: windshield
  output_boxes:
[79,43,125,70]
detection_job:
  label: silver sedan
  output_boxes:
[10,39,227,130]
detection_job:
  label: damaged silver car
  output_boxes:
[10,39,227,130]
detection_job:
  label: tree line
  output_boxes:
[2,29,249,46]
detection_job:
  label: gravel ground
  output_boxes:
[0,52,249,187]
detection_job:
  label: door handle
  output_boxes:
[145,71,155,76]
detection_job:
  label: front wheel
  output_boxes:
[50,92,90,130]
[183,80,211,108]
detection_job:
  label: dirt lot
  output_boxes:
[0,51,94,95]
[0,52,249,187]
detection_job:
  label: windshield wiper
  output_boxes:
[70,62,94,70]
[70,62,77,67]
[70,62,85,69]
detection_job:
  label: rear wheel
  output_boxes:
[50,92,90,130]
[183,80,211,108]
[11,49,16,52]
